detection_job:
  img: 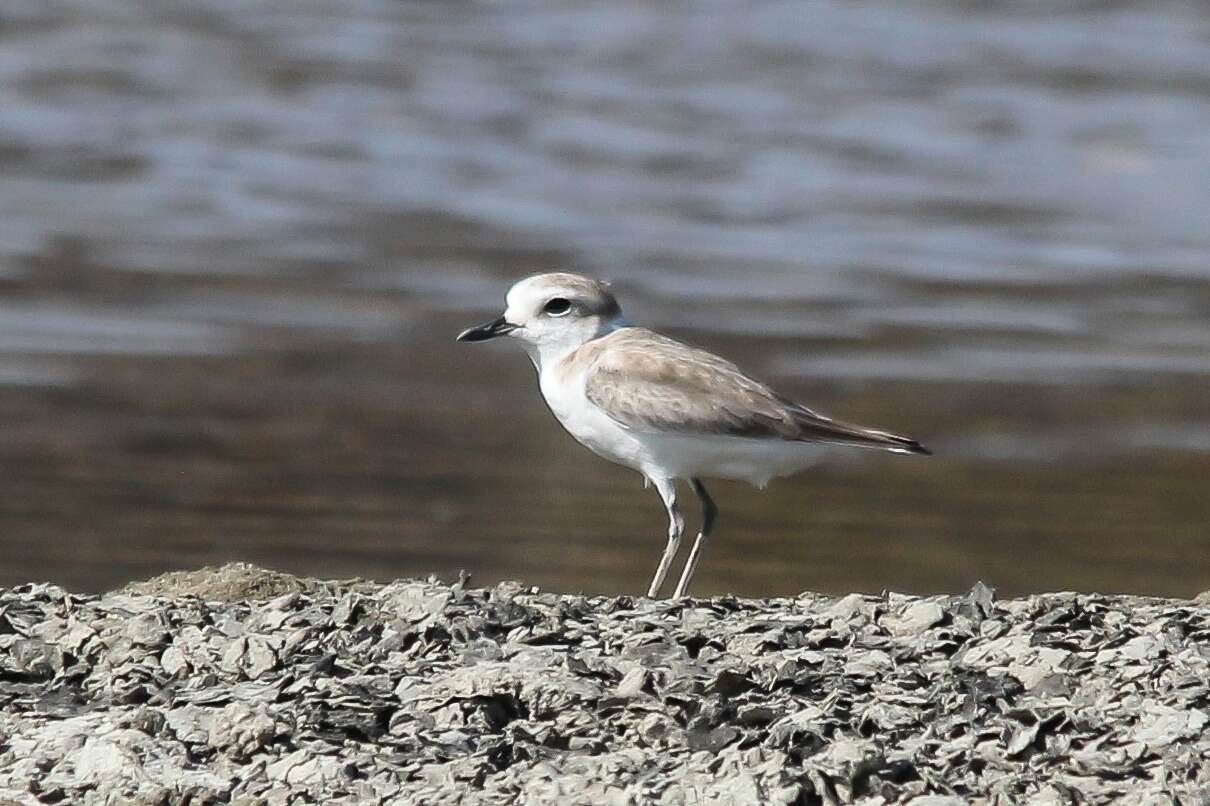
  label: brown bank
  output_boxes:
[0,564,1207,804]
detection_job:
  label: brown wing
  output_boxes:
[583,329,929,454]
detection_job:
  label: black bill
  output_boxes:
[456,316,518,342]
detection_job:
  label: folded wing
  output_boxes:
[583,329,929,455]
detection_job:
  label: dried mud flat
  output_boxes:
[1,565,1208,805]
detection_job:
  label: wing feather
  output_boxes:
[582,329,929,454]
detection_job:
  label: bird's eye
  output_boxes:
[543,297,572,316]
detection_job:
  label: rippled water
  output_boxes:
[1,0,1208,596]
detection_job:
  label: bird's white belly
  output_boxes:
[636,433,829,487]
[539,367,825,486]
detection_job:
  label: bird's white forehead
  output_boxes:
[504,276,554,309]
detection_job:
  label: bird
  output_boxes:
[456,272,929,599]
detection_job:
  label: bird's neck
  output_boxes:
[529,316,626,373]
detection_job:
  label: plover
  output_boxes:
[457,273,929,598]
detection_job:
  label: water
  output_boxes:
[1,0,1208,597]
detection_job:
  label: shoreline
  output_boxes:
[1,563,1207,804]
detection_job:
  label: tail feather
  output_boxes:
[787,407,931,455]
[882,434,931,456]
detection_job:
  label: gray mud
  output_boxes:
[1,564,1207,804]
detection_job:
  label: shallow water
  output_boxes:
[0,0,1208,596]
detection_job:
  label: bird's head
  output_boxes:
[457,273,624,365]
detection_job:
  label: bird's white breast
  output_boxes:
[538,363,652,474]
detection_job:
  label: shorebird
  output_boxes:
[457,273,929,598]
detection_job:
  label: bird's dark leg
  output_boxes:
[672,478,717,598]
[647,477,684,598]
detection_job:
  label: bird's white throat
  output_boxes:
[524,315,626,372]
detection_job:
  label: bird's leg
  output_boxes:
[672,478,717,598]
[647,477,684,598]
